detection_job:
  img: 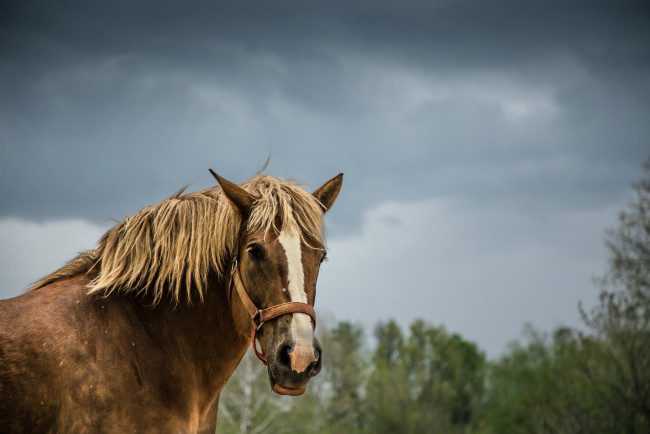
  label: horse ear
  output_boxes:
[209,169,255,216]
[313,173,343,212]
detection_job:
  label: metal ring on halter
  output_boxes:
[252,310,264,331]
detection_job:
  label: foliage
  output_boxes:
[480,159,650,433]
[479,326,611,433]
[366,320,486,434]
[215,348,287,434]
[217,319,485,433]
[577,158,650,432]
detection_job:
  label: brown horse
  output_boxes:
[0,170,343,433]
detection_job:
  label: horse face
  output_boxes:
[238,227,324,393]
[212,170,342,394]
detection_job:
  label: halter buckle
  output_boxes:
[252,310,264,331]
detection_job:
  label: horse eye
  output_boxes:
[247,243,265,260]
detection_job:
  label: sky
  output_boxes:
[1,0,649,358]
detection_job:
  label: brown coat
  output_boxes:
[0,275,249,433]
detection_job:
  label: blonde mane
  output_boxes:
[31,175,326,305]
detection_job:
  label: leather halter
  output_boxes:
[230,259,317,364]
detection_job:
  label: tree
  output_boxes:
[579,158,650,432]
[216,349,287,434]
[322,322,367,432]
[366,320,486,433]
[278,321,368,433]
[402,320,486,433]
[365,320,409,433]
[477,159,650,433]
[479,325,607,433]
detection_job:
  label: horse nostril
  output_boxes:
[277,344,292,367]
[276,341,322,376]
[306,348,322,377]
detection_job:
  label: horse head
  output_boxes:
[211,171,343,396]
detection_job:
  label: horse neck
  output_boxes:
[127,274,251,402]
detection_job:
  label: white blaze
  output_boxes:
[277,228,316,373]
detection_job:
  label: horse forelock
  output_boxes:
[245,176,325,247]
[30,175,325,306]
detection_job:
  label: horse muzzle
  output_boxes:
[267,337,322,396]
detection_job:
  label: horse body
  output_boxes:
[0,273,248,433]
[0,171,342,433]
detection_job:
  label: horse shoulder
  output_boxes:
[0,276,98,431]
[0,277,155,432]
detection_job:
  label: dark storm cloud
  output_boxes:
[2,0,650,356]
[3,0,647,73]
[1,0,649,230]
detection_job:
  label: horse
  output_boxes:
[0,170,343,433]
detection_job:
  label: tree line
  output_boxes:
[217,160,650,433]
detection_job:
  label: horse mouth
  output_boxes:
[268,370,308,396]
[272,382,307,396]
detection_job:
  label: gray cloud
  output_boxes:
[1,0,649,355]
[317,197,619,357]
[1,0,649,229]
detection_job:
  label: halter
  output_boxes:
[230,259,317,365]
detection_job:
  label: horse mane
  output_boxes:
[31,175,326,305]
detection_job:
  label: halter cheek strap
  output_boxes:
[230,259,317,364]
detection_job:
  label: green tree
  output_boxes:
[366,320,485,433]
[402,320,486,433]
[279,321,368,433]
[216,349,287,434]
[365,320,408,433]
[479,326,603,433]
[322,321,367,432]
[578,158,650,432]
[481,159,650,433]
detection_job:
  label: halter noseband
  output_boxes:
[230,259,317,364]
